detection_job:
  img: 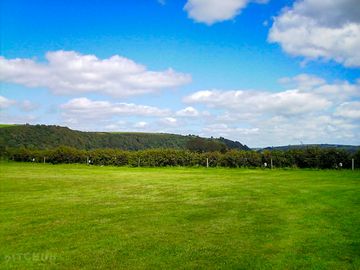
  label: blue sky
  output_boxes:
[1,0,359,147]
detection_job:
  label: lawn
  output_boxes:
[0,162,359,269]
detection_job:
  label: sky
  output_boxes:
[0,0,359,147]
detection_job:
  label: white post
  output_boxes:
[206,158,209,168]
[352,158,355,171]
[43,157,46,164]
[270,158,273,169]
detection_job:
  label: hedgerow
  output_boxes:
[2,146,359,169]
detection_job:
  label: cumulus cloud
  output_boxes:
[202,124,260,136]
[0,97,39,124]
[200,113,358,147]
[185,75,360,146]
[0,51,191,97]
[56,95,211,132]
[279,74,360,101]
[269,0,360,67]
[57,96,210,134]
[278,73,326,89]
[61,97,170,120]
[184,0,268,25]
[20,100,39,112]
[184,89,331,116]
[61,98,170,127]
[0,96,16,109]
[59,97,176,131]
[176,106,199,117]
[134,121,149,129]
[257,115,357,146]
[314,81,360,102]
[335,102,360,119]
[159,117,178,126]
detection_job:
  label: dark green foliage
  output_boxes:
[355,149,360,169]
[4,146,359,169]
[218,137,250,150]
[46,146,87,164]
[185,137,227,153]
[0,124,249,151]
[285,147,352,169]
[318,148,351,169]
[264,144,360,153]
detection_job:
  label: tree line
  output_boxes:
[2,146,359,169]
[0,124,249,151]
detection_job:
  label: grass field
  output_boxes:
[0,124,15,128]
[0,162,359,269]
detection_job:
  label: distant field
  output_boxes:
[0,124,15,128]
[0,162,359,269]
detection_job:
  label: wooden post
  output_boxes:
[43,157,46,164]
[352,158,355,171]
[206,158,209,168]
[270,158,273,169]
[138,158,140,167]
[87,156,89,165]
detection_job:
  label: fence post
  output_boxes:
[138,158,140,167]
[352,158,355,171]
[43,157,46,164]
[270,158,273,169]
[87,156,89,165]
[206,158,209,168]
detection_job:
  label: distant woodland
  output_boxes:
[0,124,249,151]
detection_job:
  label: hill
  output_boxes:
[262,144,360,153]
[0,124,250,151]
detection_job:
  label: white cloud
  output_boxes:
[184,89,331,116]
[0,96,15,109]
[184,75,360,146]
[159,117,178,127]
[278,73,326,89]
[0,51,191,97]
[58,97,210,133]
[0,112,39,125]
[314,81,360,102]
[104,121,127,131]
[20,100,39,112]
[61,97,170,120]
[335,102,360,119]
[184,0,268,25]
[255,115,357,146]
[0,95,41,113]
[134,121,149,129]
[201,114,358,147]
[59,97,176,131]
[279,74,360,102]
[176,106,199,117]
[269,0,360,67]
[203,123,259,136]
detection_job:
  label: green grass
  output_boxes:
[0,162,359,269]
[0,124,15,128]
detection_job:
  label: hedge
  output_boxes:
[2,146,359,169]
